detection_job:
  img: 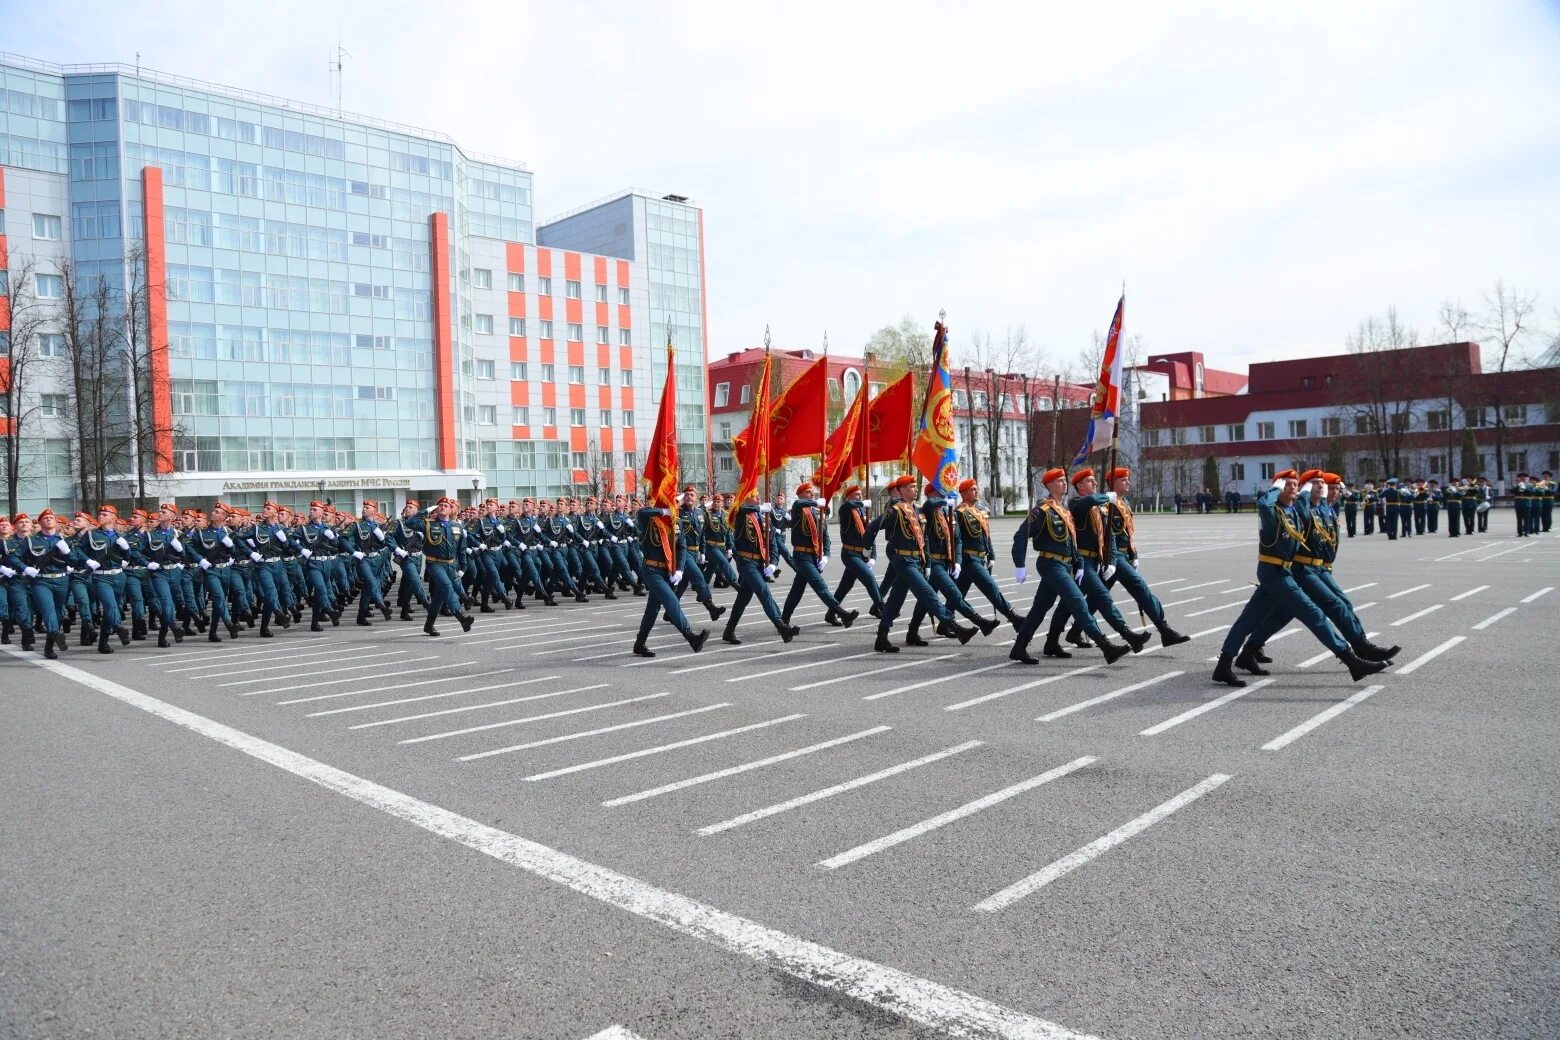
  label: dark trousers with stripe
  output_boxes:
[832,550,883,609]
[729,557,783,628]
[875,555,952,634]
[1221,563,1349,658]
[1012,559,1101,649]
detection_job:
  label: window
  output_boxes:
[513,406,530,426]
[538,276,552,296]
[38,333,66,358]
[474,314,494,335]
[1200,425,1216,443]
[1302,377,1314,390]
[476,359,496,379]
[566,280,581,299]
[1507,451,1528,473]
[1465,407,1488,428]
[1145,429,1161,446]
[1256,421,1275,440]
[1503,404,1528,425]
[1428,454,1446,474]
[618,329,632,346]
[570,407,586,426]
[714,382,730,407]
[596,325,610,344]
[618,287,630,305]
[538,320,554,339]
[1354,416,1371,435]
[511,362,528,380]
[35,274,63,299]
[1321,417,1342,437]
[624,451,637,470]
[1260,462,1276,480]
[568,365,585,384]
[478,405,497,425]
[33,214,62,240]
[1225,424,1245,442]
[543,406,557,426]
[620,369,632,387]
[1427,409,1449,431]
[600,409,613,427]
[540,363,555,381]
[1390,412,1410,433]
[622,409,634,427]
[718,422,732,440]
[472,268,492,289]
[1288,419,1308,438]
[508,317,527,337]
[40,393,67,417]
[507,273,525,292]
[595,284,608,303]
[739,384,751,404]
[1169,428,1187,446]
[598,367,611,385]
[1229,462,1246,481]
[567,323,583,342]
[719,456,734,473]
[953,389,968,408]
[572,451,588,469]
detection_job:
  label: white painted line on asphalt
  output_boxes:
[1262,685,1385,750]
[157,643,346,669]
[526,630,635,655]
[699,741,985,836]
[1521,586,1554,603]
[460,703,731,762]
[1395,636,1467,673]
[944,664,1103,712]
[1138,679,1273,736]
[348,683,607,729]
[1449,585,1489,601]
[1353,602,1378,612]
[818,757,1095,871]
[620,638,779,668]
[1298,633,1376,670]
[525,714,808,782]
[3,651,1093,1040]
[1175,580,1230,592]
[1391,604,1442,626]
[863,661,1014,701]
[454,620,591,646]
[1386,583,1431,599]
[570,638,682,662]
[145,642,300,664]
[1475,543,1525,563]
[227,654,435,691]
[1471,608,1515,631]
[399,690,655,745]
[1140,623,1231,656]
[973,773,1230,911]
[1433,541,1496,561]
[1341,582,1377,594]
[1183,600,1244,617]
[584,1027,648,1040]
[1157,597,1204,609]
[669,642,831,675]
[179,647,401,680]
[1036,671,1184,723]
[305,672,533,716]
[726,650,876,682]
[270,663,460,702]
[791,654,959,692]
[602,726,892,807]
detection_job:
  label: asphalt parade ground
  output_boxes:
[3,513,1558,1040]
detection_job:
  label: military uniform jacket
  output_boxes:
[1254,486,1307,568]
[919,500,960,566]
[1340,490,1359,511]
[882,501,927,563]
[1290,495,1336,566]
[605,511,635,545]
[403,510,464,564]
[635,507,685,570]
[1067,492,1115,562]
[676,505,704,554]
[10,532,81,576]
[75,527,133,571]
[578,512,607,546]
[297,521,340,558]
[838,500,881,555]
[138,525,186,568]
[788,500,830,557]
[954,503,996,561]
[542,514,574,548]
[732,503,771,562]
[241,522,295,560]
[1106,498,1140,564]
[702,508,731,552]
[1011,499,1079,568]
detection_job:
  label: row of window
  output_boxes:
[472,404,634,428]
[1147,406,1539,447]
[169,323,432,369]
[164,206,430,269]
[165,265,431,319]
[473,360,632,387]
[479,442,638,473]
[475,315,631,345]
[170,379,435,419]
[470,268,631,305]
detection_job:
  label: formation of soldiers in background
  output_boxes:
[1334,472,1554,539]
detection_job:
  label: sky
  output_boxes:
[8,0,1560,374]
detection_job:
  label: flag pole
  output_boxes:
[1107,284,1124,480]
[821,330,829,510]
[763,324,772,508]
[862,351,872,505]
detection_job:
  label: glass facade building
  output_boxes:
[0,52,710,514]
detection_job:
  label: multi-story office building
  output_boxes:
[0,51,710,515]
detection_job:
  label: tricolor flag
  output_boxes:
[1072,293,1125,467]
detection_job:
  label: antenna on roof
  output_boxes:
[330,35,350,114]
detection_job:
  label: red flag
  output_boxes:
[642,339,680,561]
[818,382,866,501]
[729,351,773,520]
[864,372,913,463]
[766,355,830,462]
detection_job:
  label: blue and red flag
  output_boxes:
[1072,293,1126,467]
[911,319,959,494]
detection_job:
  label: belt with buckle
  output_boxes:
[1257,553,1292,569]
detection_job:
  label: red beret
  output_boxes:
[796,482,816,497]
[97,504,119,517]
[309,500,326,510]
[957,478,979,494]
[404,499,419,508]
[842,485,862,497]
[1106,467,1130,481]
[1274,469,1299,481]
[159,502,178,513]
[262,500,280,511]
[1041,467,1067,485]
[885,474,917,492]
[1298,468,1325,484]
[1070,467,1095,486]
[10,513,27,523]
[1324,472,1343,484]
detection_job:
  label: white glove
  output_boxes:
[759,503,773,513]
[952,564,961,579]
[699,554,707,565]
[549,540,558,548]
[820,556,829,569]
[565,522,574,530]
[64,566,73,574]
[250,551,263,563]
[147,561,160,571]
[1105,492,1118,503]
[170,537,183,552]
[324,529,337,540]
[115,536,130,551]
[503,539,512,547]
[394,547,408,559]
[763,564,776,578]
[24,566,40,578]
[671,570,684,585]
[1102,565,1116,582]
[353,550,366,560]
[702,499,711,510]
[373,527,386,541]
[610,536,620,544]
[0,565,12,578]
[300,547,313,559]
[596,521,605,530]
[54,540,71,556]
[221,535,234,548]
[86,558,101,571]
[1298,481,1314,497]
[659,508,672,517]
[1074,568,1085,583]
[1271,478,1288,490]
[200,559,212,570]
[868,557,877,572]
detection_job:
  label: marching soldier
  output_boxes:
[1425,479,1440,534]
[1542,470,1555,532]
[188,506,245,641]
[831,484,884,616]
[1092,467,1189,647]
[720,490,794,645]
[779,482,856,631]
[0,516,35,650]
[1362,482,1377,536]
[952,478,1024,630]
[1461,477,1479,535]
[631,498,708,657]
[1412,480,1428,535]
[906,483,999,645]
[767,490,794,580]
[76,505,133,654]
[1341,483,1359,537]
[671,486,723,618]
[871,474,975,653]
[702,494,740,591]
[402,497,475,637]
[10,509,77,659]
[1442,480,1461,537]
[1047,467,1149,656]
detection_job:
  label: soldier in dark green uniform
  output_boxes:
[872,475,974,653]
[720,490,793,645]
[952,479,1023,629]
[631,498,707,658]
[1442,480,1461,536]
[1340,484,1359,537]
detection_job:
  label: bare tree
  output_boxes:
[0,256,55,514]
[114,242,178,509]
[966,324,1041,506]
[1474,280,1539,481]
[1337,307,1421,479]
[56,259,134,506]
[864,315,935,413]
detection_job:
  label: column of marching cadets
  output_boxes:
[3,466,1541,676]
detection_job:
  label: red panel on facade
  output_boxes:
[536,249,552,277]
[540,341,555,365]
[597,385,612,410]
[569,428,586,451]
[595,301,609,327]
[508,338,529,362]
[511,426,530,439]
[541,383,557,407]
[507,291,526,317]
[566,342,585,368]
[600,428,614,451]
[622,429,636,452]
[564,252,582,282]
[593,255,607,284]
[538,296,553,321]
[505,242,526,272]
[617,304,632,329]
[618,346,634,372]
[429,212,456,470]
[568,383,585,409]
[142,167,175,474]
[596,344,611,370]
[565,297,582,325]
[616,259,630,287]
[510,382,530,406]
[621,387,634,409]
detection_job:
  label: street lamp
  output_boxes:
[317,478,327,507]
[471,475,480,506]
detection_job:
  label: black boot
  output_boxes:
[20,626,35,651]
[1,620,10,645]
[1157,625,1192,646]
[157,622,171,648]
[574,590,589,603]
[226,619,240,639]
[705,601,726,621]
[1042,637,1073,658]
[132,618,147,641]
[632,638,655,658]
[603,587,617,601]
[874,630,900,653]
[836,608,859,628]
[117,625,131,646]
[424,616,440,637]
[1248,644,1272,664]
[936,621,978,645]
[1005,609,1026,630]
[275,609,291,630]
[977,616,1000,637]
[1359,640,1400,661]
[1065,624,1091,648]
[311,610,324,633]
[208,624,222,643]
[357,612,373,627]
[458,613,474,633]
[259,610,275,638]
[1009,642,1039,665]
[1235,643,1270,676]
[1091,632,1130,664]
[632,584,645,596]
[1121,628,1150,653]
[44,632,59,660]
[868,603,882,618]
[97,626,114,655]
[721,624,742,645]
[80,624,94,647]
[684,628,708,653]
[1212,654,1247,687]
[905,629,930,647]
[1340,650,1387,682]
[824,608,844,627]
[774,619,795,644]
